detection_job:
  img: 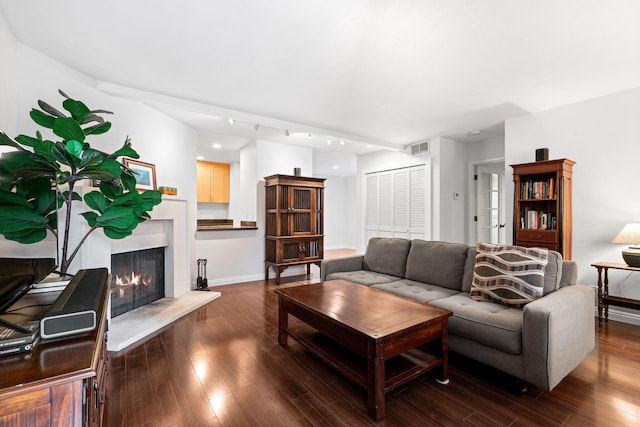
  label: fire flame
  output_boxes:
[114,271,154,287]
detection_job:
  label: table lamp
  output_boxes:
[612,223,640,267]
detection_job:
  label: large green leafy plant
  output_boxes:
[0,90,162,275]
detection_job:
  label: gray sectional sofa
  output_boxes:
[320,237,595,391]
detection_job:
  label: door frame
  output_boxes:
[467,158,506,246]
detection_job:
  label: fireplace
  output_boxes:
[110,247,165,318]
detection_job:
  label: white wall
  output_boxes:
[256,140,313,178]
[0,12,16,139]
[324,176,347,249]
[434,137,467,243]
[467,137,504,164]
[505,86,640,323]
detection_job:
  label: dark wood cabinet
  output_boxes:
[511,158,574,259]
[0,277,109,426]
[264,174,325,284]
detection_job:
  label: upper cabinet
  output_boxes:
[511,158,574,259]
[197,161,230,203]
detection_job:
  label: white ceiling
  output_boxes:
[2,1,639,174]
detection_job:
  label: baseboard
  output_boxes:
[594,307,640,326]
[202,263,321,288]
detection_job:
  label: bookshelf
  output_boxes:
[511,158,575,259]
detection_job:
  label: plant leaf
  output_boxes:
[38,100,66,118]
[96,206,137,229]
[112,141,139,159]
[34,139,55,162]
[103,227,133,239]
[30,109,56,129]
[79,148,105,169]
[81,211,98,227]
[53,117,85,142]
[62,98,90,122]
[0,150,56,178]
[139,190,162,211]
[66,140,84,159]
[82,113,105,125]
[99,181,122,199]
[84,191,108,213]
[84,121,111,136]
[1,228,48,244]
[0,189,33,208]
[51,141,76,167]
[15,134,39,148]
[89,109,113,115]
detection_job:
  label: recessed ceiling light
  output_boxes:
[227,118,235,125]
[468,130,483,136]
[339,140,345,146]
[366,144,372,148]
[196,155,204,160]
[212,143,222,149]
[333,165,339,169]
[326,138,332,145]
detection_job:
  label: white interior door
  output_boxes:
[475,162,506,245]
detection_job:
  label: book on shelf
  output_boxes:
[520,177,556,199]
[520,208,556,230]
[0,320,40,357]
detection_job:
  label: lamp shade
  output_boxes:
[612,223,640,245]
[612,223,640,267]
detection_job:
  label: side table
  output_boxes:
[591,262,640,326]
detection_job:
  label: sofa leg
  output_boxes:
[510,378,528,394]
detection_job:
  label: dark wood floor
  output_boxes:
[104,276,640,426]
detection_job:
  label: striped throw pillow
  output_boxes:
[471,242,548,308]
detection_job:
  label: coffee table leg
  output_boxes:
[436,321,450,385]
[278,299,288,345]
[367,343,385,421]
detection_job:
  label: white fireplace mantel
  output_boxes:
[81,196,189,298]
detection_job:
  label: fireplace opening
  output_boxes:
[110,247,165,318]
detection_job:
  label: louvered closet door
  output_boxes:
[365,164,429,242]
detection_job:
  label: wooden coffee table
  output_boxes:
[275,279,452,420]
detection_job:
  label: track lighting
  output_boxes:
[227,118,235,125]
[254,124,259,131]
[326,138,332,145]
[306,134,312,140]
[285,129,290,136]
[340,140,345,146]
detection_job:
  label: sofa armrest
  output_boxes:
[320,255,364,282]
[522,284,595,390]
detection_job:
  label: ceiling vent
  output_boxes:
[409,140,429,156]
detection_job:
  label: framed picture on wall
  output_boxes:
[123,158,157,190]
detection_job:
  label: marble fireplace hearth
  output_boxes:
[107,290,220,352]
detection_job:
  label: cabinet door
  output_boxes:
[287,186,322,235]
[210,163,230,203]
[196,161,230,203]
[196,162,212,202]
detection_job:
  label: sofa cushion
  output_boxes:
[405,240,469,291]
[461,246,477,293]
[430,293,524,355]
[363,237,411,278]
[372,279,459,303]
[543,250,563,295]
[325,270,398,286]
[471,242,548,308]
